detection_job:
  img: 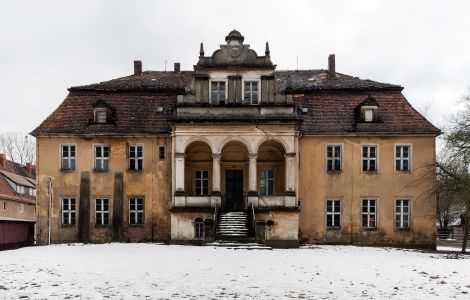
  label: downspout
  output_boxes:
[48,177,52,245]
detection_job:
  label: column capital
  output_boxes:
[284,152,297,158]
[175,152,186,158]
[248,153,258,159]
[212,153,222,159]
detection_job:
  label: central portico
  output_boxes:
[170,30,300,247]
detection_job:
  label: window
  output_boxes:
[195,170,209,196]
[364,109,374,122]
[129,145,143,171]
[395,145,411,171]
[195,217,204,238]
[94,145,109,171]
[62,198,76,226]
[326,199,341,228]
[362,145,377,172]
[2,201,6,211]
[95,198,109,226]
[326,145,342,172]
[395,199,410,229]
[129,197,144,225]
[61,145,76,170]
[95,109,107,123]
[16,185,25,194]
[259,169,274,196]
[20,203,24,213]
[159,146,165,160]
[362,199,377,229]
[211,81,226,105]
[244,81,259,105]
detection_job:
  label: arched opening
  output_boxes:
[185,142,212,196]
[194,217,204,238]
[221,141,249,210]
[257,140,285,197]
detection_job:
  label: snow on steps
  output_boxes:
[216,211,250,239]
[207,240,272,250]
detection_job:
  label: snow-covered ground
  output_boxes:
[1,244,469,299]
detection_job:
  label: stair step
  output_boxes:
[207,241,272,250]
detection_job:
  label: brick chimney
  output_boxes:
[328,54,335,77]
[174,62,180,73]
[25,162,33,175]
[0,153,5,167]
[134,60,142,75]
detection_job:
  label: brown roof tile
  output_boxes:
[294,92,440,135]
[31,93,175,136]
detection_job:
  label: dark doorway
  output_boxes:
[225,170,243,210]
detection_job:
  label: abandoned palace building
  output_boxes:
[32,31,440,248]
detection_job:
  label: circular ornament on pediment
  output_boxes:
[230,47,241,58]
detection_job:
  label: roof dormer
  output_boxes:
[355,95,381,123]
[91,99,115,125]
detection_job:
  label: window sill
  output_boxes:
[395,227,411,231]
[60,168,76,172]
[94,225,110,228]
[361,227,377,231]
[395,170,411,174]
[128,224,144,227]
[127,169,143,173]
[327,170,342,174]
[93,169,109,173]
[362,170,378,174]
[326,227,341,230]
[61,224,76,228]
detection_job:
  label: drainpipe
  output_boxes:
[48,178,52,245]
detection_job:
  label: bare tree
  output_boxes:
[0,133,36,165]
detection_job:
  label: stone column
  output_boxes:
[285,153,297,192]
[175,153,185,192]
[248,153,257,193]
[284,153,297,206]
[212,153,221,193]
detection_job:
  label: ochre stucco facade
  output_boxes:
[298,135,436,246]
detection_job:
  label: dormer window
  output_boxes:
[211,81,226,105]
[95,108,107,124]
[91,99,115,125]
[355,95,380,123]
[363,107,376,122]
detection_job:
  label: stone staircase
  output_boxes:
[209,211,271,250]
[216,211,250,239]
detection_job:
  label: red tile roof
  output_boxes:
[0,158,35,204]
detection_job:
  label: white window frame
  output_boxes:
[242,80,260,105]
[95,197,109,226]
[326,144,342,172]
[128,144,144,171]
[361,106,377,122]
[362,144,378,172]
[326,199,341,229]
[60,144,76,171]
[20,203,24,213]
[395,199,411,229]
[195,170,209,196]
[361,198,377,229]
[129,197,144,225]
[94,144,110,171]
[210,79,227,105]
[62,197,76,226]
[259,169,274,196]
[395,144,412,172]
[2,201,6,211]
[95,108,107,124]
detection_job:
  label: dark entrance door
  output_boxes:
[225,170,243,210]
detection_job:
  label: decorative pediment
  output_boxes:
[194,30,275,71]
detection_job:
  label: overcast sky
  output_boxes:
[1,0,469,134]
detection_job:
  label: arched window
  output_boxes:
[195,217,204,238]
